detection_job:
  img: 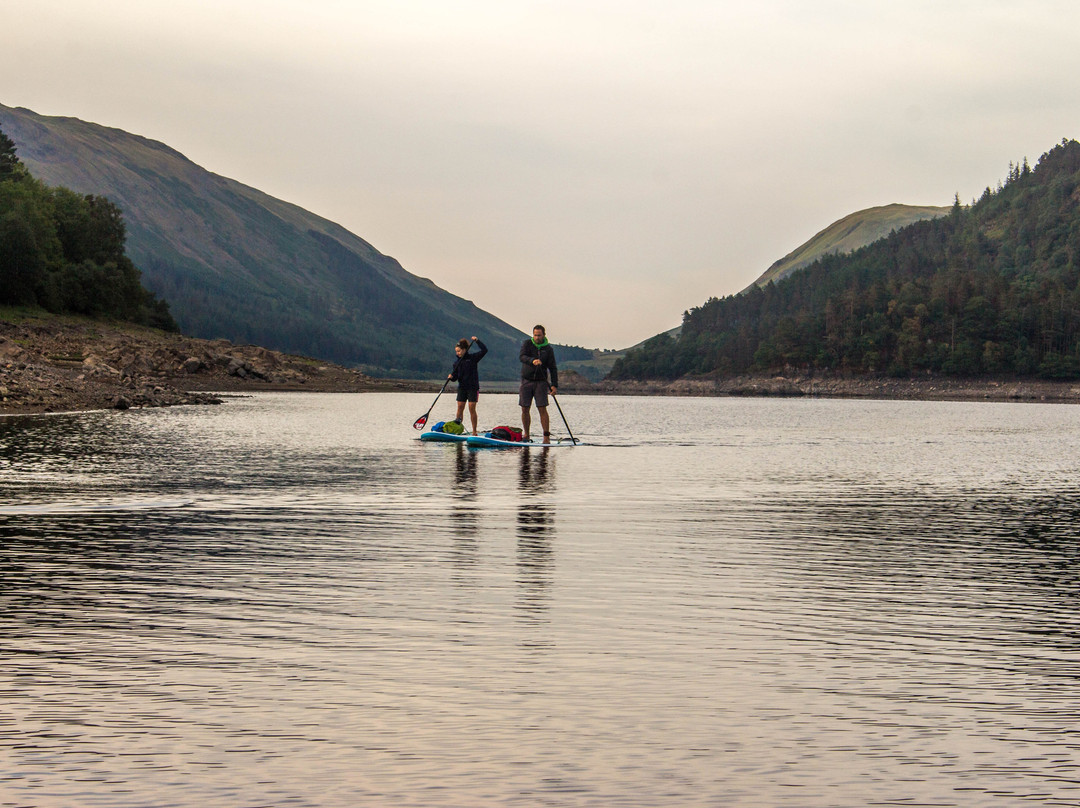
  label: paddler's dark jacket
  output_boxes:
[519,338,558,388]
[450,339,487,392]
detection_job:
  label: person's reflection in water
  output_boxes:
[453,444,478,499]
[516,448,554,630]
[449,444,480,577]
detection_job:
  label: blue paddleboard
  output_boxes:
[420,430,469,442]
[466,433,581,448]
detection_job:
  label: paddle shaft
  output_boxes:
[550,391,577,444]
[414,340,477,429]
[414,377,451,428]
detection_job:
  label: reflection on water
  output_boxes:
[453,443,479,496]
[450,445,481,570]
[3,393,1080,807]
[517,449,555,623]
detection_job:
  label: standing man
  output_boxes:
[519,324,558,443]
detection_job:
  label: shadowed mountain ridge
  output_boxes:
[1,103,539,378]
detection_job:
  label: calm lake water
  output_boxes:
[2,392,1080,807]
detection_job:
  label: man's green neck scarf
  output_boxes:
[532,336,549,348]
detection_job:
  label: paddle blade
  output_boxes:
[413,414,428,430]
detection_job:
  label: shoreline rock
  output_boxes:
[0,314,422,415]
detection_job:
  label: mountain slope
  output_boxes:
[0,103,529,378]
[611,139,1080,381]
[569,205,949,380]
[748,203,950,289]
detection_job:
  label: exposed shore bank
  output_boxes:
[571,372,1080,402]
[0,314,420,415]
[5,314,1080,416]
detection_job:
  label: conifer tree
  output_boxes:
[0,126,24,180]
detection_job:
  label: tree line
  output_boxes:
[0,124,176,329]
[611,138,1080,381]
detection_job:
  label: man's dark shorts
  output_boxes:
[457,387,479,403]
[518,379,549,408]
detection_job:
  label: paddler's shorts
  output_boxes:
[518,379,549,408]
[456,387,479,403]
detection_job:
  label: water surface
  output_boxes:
[2,393,1080,806]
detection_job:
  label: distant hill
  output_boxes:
[611,139,1080,382]
[0,103,547,378]
[575,205,949,380]
[748,203,950,289]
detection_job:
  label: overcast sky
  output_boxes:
[4,1,1080,347]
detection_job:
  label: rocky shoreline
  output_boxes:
[574,372,1080,402]
[5,314,1080,416]
[0,314,420,415]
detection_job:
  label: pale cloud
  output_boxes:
[4,0,1080,347]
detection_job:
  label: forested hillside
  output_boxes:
[0,126,175,329]
[612,139,1080,381]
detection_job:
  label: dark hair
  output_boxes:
[456,339,470,351]
[533,324,546,335]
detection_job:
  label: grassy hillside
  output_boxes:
[748,203,950,289]
[0,104,538,378]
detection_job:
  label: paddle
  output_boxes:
[550,391,578,445]
[413,377,451,430]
